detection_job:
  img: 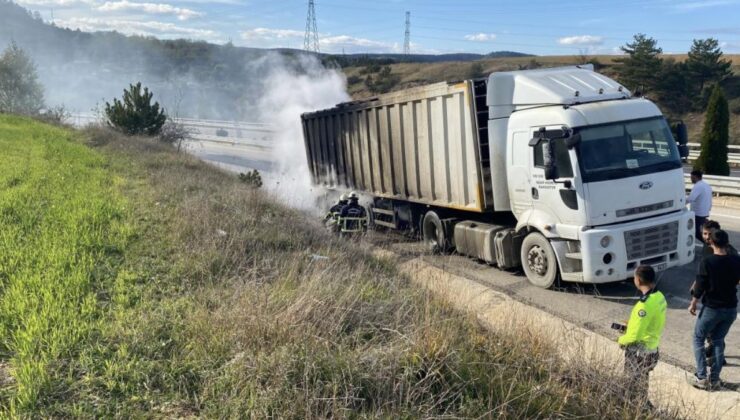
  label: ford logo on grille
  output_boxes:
[639,181,653,190]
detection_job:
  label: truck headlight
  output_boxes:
[600,235,611,248]
[687,235,694,247]
[687,218,694,231]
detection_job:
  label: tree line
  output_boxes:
[615,34,732,114]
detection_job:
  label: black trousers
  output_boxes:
[624,346,659,401]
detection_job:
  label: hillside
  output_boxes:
[343,54,740,144]
[0,114,670,417]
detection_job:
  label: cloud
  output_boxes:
[56,17,219,39]
[320,35,391,50]
[97,1,203,21]
[464,33,496,42]
[240,27,396,53]
[240,28,304,40]
[672,0,738,11]
[557,35,604,46]
[17,0,95,5]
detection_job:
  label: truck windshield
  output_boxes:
[575,117,681,183]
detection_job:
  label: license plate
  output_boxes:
[654,263,667,272]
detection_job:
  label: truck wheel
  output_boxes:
[422,211,448,253]
[520,232,559,288]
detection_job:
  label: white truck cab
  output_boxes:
[491,66,694,285]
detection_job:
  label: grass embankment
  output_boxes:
[0,114,670,417]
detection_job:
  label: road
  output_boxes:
[183,139,274,173]
[186,137,740,384]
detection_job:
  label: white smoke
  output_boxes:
[255,54,350,211]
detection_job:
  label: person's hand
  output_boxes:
[688,300,698,316]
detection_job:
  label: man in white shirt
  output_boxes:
[687,170,713,242]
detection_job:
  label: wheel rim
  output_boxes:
[527,245,548,276]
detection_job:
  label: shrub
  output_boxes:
[238,170,262,188]
[158,118,193,150]
[0,42,44,115]
[365,66,400,94]
[104,82,167,135]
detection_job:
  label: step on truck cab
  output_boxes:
[301,65,695,288]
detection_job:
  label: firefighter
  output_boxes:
[338,191,367,236]
[325,194,348,232]
[618,265,666,407]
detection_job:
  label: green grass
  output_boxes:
[0,116,674,418]
[0,115,130,414]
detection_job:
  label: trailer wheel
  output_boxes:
[520,232,559,288]
[422,211,448,253]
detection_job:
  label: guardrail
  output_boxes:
[684,173,740,196]
[687,143,740,165]
[70,114,740,196]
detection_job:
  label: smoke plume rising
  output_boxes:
[256,54,349,211]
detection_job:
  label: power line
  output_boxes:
[404,11,410,55]
[304,0,320,53]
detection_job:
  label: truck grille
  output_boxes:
[624,221,678,261]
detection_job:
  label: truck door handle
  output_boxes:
[531,187,539,199]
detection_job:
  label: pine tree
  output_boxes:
[614,34,663,95]
[105,82,167,135]
[694,85,730,176]
[686,38,732,96]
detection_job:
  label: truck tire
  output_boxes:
[422,211,448,253]
[520,232,559,288]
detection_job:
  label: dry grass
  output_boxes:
[1,119,681,417]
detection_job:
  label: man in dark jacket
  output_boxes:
[688,229,740,390]
[338,192,367,236]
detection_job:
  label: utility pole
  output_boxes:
[304,0,320,53]
[404,11,411,55]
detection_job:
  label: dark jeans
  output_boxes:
[693,305,737,381]
[624,346,659,401]
[695,215,707,242]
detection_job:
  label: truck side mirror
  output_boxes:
[543,138,559,180]
[678,144,689,159]
[675,121,688,145]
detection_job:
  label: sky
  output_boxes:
[16,0,740,55]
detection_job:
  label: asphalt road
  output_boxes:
[187,138,740,385]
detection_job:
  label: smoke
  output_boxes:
[255,54,349,211]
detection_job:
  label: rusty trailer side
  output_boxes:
[301,80,489,213]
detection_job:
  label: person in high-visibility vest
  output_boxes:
[618,265,667,405]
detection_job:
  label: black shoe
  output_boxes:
[710,379,723,390]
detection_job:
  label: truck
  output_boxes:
[300,65,695,288]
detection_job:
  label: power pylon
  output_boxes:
[304,0,320,53]
[403,11,410,55]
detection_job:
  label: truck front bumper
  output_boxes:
[576,209,695,283]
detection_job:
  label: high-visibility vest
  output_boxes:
[618,289,667,351]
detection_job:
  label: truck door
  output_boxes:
[529,127,581,226]
[507,131,532,220]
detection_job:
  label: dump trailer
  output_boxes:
[301,65,695,288]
